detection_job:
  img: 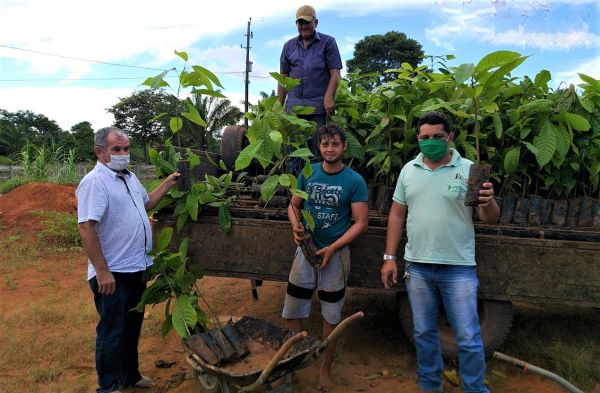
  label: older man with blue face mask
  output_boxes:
[76,126,179,393]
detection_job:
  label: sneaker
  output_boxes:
[134,375,153,388]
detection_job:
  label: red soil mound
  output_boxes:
[0,182,77,235]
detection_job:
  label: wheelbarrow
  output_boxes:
[184,311,364,393]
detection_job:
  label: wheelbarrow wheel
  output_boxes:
[192,369,221,393]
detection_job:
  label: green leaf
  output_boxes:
[191,89,226,98]
[278,174,291,187]
[270,71,301,90]
[269,131,283,143]
[562,112,590,131]
[301,210,316,232]
[172,295,197,338]
[503,147,520,174]
[235,141,263,171]
[160,315,173,337]
[260,176,280,202]
[182,101,207,127]
[176,211,189,232]
[141,69,171,88]
[534,70,552,91]
[483,102,499,113]
[186,192,199,221]
[291,105,316,115]
[302,161,313,178]
[291,188,308,200]
[492,113,503,139]
[289,148,313,158]
[170,117,183,133]
[453,63,475,85]
[517,99,553,114]
[578,73,600,88]
[156,227,173,252]
[192,65,224,88]
[534,120,557,168]
[174,50,188,62]
[178,238,189,262]
[188,152,200,170]
[175,262,186,282]
[218,204,231,233]
[474,50,521,77]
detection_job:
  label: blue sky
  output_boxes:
[0,0,598,131]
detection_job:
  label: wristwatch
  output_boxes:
[383,254,397,261]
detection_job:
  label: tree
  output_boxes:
[178,95,243,152]
[107,89,177,163]
[0,109,64,157]
[70,121,96,162]
[346,31,425,87]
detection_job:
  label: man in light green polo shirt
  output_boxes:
[381,111,499,393]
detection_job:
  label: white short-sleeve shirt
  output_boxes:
[76,162,153,280]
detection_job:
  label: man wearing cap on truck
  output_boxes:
[278,5,342,162]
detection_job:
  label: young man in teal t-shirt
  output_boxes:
[283,123,368,391]
[381,112,500,393]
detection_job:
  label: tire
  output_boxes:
[220,125,247,171]
[192,369,221,393]
[397,293,513,359]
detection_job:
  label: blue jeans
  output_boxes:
[286,114,326,175]
[405,262,489,393]
[89,272,146,393]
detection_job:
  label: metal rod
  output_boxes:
[493,352,585,393]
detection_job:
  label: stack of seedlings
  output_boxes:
[185,319,250,366]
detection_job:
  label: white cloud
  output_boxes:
[425,3,600,51]
[0,86,132,130]
[491,24,600,50]
[554,56,600,86]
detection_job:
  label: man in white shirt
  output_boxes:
[76,126,178,393]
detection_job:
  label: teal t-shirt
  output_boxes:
[298,163,368,248]
[393,149,476,265]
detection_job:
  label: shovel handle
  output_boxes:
[239,331,307,392]
[316,311,364,356]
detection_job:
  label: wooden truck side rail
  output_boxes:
[161,213,600,308]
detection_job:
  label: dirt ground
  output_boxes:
[0,183,581,393]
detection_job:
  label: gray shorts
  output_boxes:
[282,245,351,325]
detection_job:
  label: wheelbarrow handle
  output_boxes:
[315,311,364,357]
[239,331,308,393]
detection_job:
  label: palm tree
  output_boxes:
[0,123,27,159]
[179,95,243,152]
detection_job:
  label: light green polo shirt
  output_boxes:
[392,149,476,265]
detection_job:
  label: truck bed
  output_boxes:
[158,204,600,308]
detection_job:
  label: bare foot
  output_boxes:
[317,369,335,392]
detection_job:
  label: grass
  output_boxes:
[31,211,81,249]
[2,274,17,289]
[492,303,600,391]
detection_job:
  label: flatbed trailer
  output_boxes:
[157,200,600,357]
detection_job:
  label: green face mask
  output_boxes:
[418,138,448,162]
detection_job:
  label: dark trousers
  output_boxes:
[287,114,326,175]
[89,271,146,393]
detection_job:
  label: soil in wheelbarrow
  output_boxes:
[225,339,279,374]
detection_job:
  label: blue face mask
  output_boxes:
[106,154,130,171]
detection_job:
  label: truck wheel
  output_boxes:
[221,125,247,171]
[192,369,221,393]
[397,293,513,359]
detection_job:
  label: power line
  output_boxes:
[0,44,169,71]
[0,73,273,83]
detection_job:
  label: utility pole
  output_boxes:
[242,17,253,130]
